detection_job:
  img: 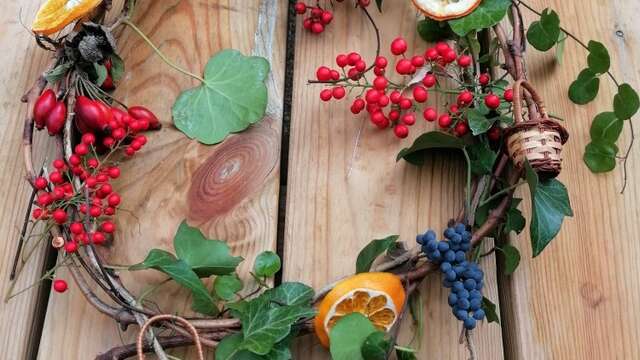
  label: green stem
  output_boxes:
[479,181,526,207]
[122,19,205,83]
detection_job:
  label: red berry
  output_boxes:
[438,114,452,128]
[411,55,425,68]
[423,107,437,122]
[351,98,365,114]
[395,59,412,74]
[336,54,348,67]
[81,133,96,145]
[85,177,98,188]
[358,0,371,6]
[302,18,312,30]
[424,48,439,61]
[92,232,106,245]
[44,101,67,136]
[443,49,457,63]
[479,73,490,86]
[52,159,65,169]
[365,89,380,104]
[101,221,116,234]
[294,2,306,14]
[394,124,409,138]
[457,91,474,106]
[104,207,116,216]
[310,6,322,17]
[37,193,53,207]
[89,206,102,218]
[390,37,408,56]
[422,74,437,88]
[99,184,113,195]
[69,154,81,166]
[321,11,333,24]
[377,95,390,107]
[34,177,48,190]
[455,121,469,137]
[70,222,84,234]
[412,86,428,103]
[373,76,388,90]
[399,98,412,110]
[107,193,121,207]
[331,87,346,100]
[484,93,501,109]
[74,143,89,156]
[370,111,386,125]
[402,112,416,126]
[64,241,78,253]
[316,66,332,81]
[354,60,367,72]
[389,91,402,104]
[347,68,362,80]
[457,55,472,68]
[320,89,332,101]
[373,67,385,76]
[32,208,43,219]
[449,105,460,114]
[388,110,400,121]
[49,171,63,184]
[311,22,324,34]
[504,88,514,102]
[488,126,502,141]
[53,279,68,293]
[435,42,450,55]
[87,158,99,168]
[375,56,388,68]
[347,52,361,66]
[52,209,67,224]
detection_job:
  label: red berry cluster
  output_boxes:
[313,38,515,139]
[294,2,333,34]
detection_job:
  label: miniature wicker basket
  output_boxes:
[504,80,569,179]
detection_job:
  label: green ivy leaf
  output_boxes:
[355,235,399,273]
[525,162,573,257]
[174,221,243,277]
[590,112,623,143]
[417,18,456,42]
[448,0,511,36]
[587,40,611,74]
[397,131,465,165]
[504,205,526,235]
[526,8,561,51]
[613,83,640,120]
[215,333,262,360]
[45,62,73,84]
[361,331,390,360]
[214,273,243,301]
[329,313,377,360]
[466,108,497,136]
[498,244,521,275]
[482,297,500,324]
[172,49,270,144]
[467,142,497,175]
[584,141,619,173]
[93,63,108,86]
[395,347,418,360]
[265,282,314,306]
[253,251,281,277]
[109,53,125,81]
[130,249,218,315]
[568,68,600,105]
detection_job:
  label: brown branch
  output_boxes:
[96,332,230,360]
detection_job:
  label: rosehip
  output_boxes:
[64,241,78,253]
[53,279,68,293]
[413,86,428,103]
[128,106,160,130]
[294,2,306,14]
[375,56,388,68]
[484,93,501,109]
[75,96,108,133]
[402,112,416,126]
[52,209,67,224]
[33,89,56,130]
[45,102,67,136]
[422,74,436,88]
[390,37,408,55]
[438,114,452,128]
[394,124,409,138]
[34,177,48,190]
[479,73,490,86]
[504,88,514,102]
[423,107,437,122]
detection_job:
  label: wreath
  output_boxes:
[7,0,639,359]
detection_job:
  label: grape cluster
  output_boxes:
[416,223,485,330]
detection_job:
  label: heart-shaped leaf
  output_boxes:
[417,18,456,42]
[214,273,243,301]
[397,131,465,165]
[526,8,561,51]
[568,68,600,105]
[253,251,281,277]
[587,40,611,74]
[172,49,270,144]
[482,297,500,323]
[467,142,497,175]
[498,244,521,275]
[613,83,640,120]
[466,108,497,136]
[584,141,619,173]
[355,235,399,273]
[329,313,377,360]
[448,0,511,36]
[361,331,390,360]
[590,112,622,143]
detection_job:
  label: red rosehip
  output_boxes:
[423,107,437,122]
[33,89,56,130]
[413,86,428,103]
[484,93,501,109]
[504,88,514,102]
[479,73,490,86]
[390,37,408,55]
[438,114,452,128]
[402,112,416,126]
[394,124,409,138]
[422,74,437,88]
[53,279,68,293]
[319,89,332,101]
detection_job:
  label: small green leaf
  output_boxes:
[587,40,611,74]
[174,221,243,277]
[525,162,573,257]
[129,248,177,271]
[584,141,619,173]
[214,273,243,301]
[254,251,281,277]
[361,331,390,360]
[395,346,418,360]
[555,31,568,64]
[172,49,270,144]
[482,297,500,324]
[613,83,640,120]
[448,0,511,36]
[466,108,497,136]
[568,68,600,105]
[356,235,399,273]
[93,63,108,86]
[45,62,73,84]
[467,142,497,175]
[504,205,526,235]
[329,313,377,360]
[265,282,314,306]
[417,18,456,42]
[526,8,561,51]
[498,244,521,275]
[109,53,125,81]
[590,112,623,143]
[397,131,465,165]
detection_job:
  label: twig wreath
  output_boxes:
[7,0,639,359]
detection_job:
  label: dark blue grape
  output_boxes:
[444,250,456,262]
[455,310,469,321]
[450,233,462,244]
[460,242,471,251]
[442,279,453,288]
[445,270,457,282]
[470,298,482,311]
[437,241,450,252]
[463,317,477,330]
[457,298,470,310]
[454,223,466,234]
[448,293,458,306]
[464,279,477,290]
[425,239,438,252]
[416,234,425,244]
[424,230,436,242]
[440,262,452,273]
[455,251,466,262]
[473,309,485,320]
[444,227,456,239]
[457,289,469,299]
[469,290,482,300]
[475,280,484,290]
[453,281,464,293]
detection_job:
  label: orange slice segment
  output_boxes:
[412,0,482,21]
[314,272,406,347]
[32,0,103,35]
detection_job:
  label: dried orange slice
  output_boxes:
[412,0,482,21]
[32,0,103,35]
[314,272,406,347]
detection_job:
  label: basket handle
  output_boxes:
[512,79,549,123]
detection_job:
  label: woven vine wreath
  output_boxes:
[8,0,639,359]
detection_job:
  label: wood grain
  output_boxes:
[499,0,640,359]
[34,0,287,359]
[284,3,503,359]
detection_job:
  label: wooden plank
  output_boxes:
[0,1,60,359]
[35,0,287,358]
[500,0,640,358]
[285,2,503,358]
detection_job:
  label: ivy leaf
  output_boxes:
[587,40,611,74]
[329,313,377,360]
[448,0,511,36]
[590,112,623,143]
[253,251,281,277]
[526,8,561,51]
[361,331,391,360]
[525,162,573,257]
[397,131,465,165]
[417,18,456,42]
[172,49,270,145]
[555,31,568,64]
[109,53,125,81]
[498,244,521,275]
[467,142,497,175]
[613,83,640,120]
[174,221,243,277]
[395,347,418,360]
[584,141,619,173]
[568,68,600,105]
[482,297,500,324]
[504,205,526,235]
[130,249,218,315]
[265,282,314,306]
[93,63,108,86]
[45,62,73,84]
[215,333,262,360]
[355,235,399,273]
[214,273,243,301]
[466,108,497,135]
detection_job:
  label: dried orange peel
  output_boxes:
[412,0,481,21]
[314,272,406,347]
[32,0,103,35]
